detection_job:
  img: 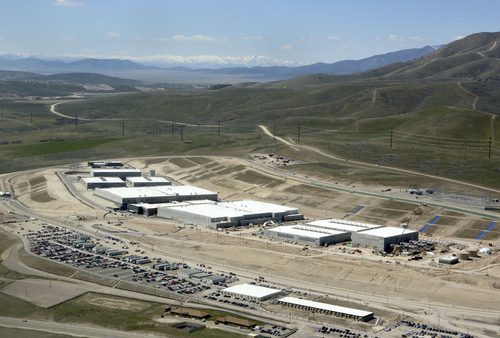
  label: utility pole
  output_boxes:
[218,121,221,137]
[297,124,301,142]
[390,127,394,148]
[122,120,125,137]
[489,137,492,159]
[463,137,467,160]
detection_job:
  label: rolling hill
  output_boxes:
[0,32,500,188]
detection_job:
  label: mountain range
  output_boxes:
[0,45,440,79]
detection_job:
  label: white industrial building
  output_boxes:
[126,176,171,187]
[221,283,283,302]
[91,168,142,180]
[306,219,383,233]
[351,227,419,252]
[263,218,419,249]
[157,199,302,229]
[93,186,218,209]
[81,177,126,189]
[276,297,374,322]
[263,225,350,246]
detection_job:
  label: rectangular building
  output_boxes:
[221,283,282,302]
[277,297,374,322]
[202,275,226,285]
[351,227,419,252]
[178,268,204,279]
[126,176,171,187]
[306,219,383,233]
[157,199,302,229]
[91,169,142,180]
[81,177,126,189]
[93,186,218,209]
[263,225,350,246]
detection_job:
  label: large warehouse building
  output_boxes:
[81,177,127,189]
[126,176,171,187]
[93,186,218,209]
[157,199,302,228]
[221,284,283,302]
[91,169,142,180]
[351,227,419,251]
[276,297,374,322]
[263,225,350,246]
[265,218,419,249]
[306,219,383,233]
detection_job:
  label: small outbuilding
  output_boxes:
[202,275,226,285]
[171,307,210,319]
[438,256,459,265]
[177,268,203,279]
[215,316,256,329]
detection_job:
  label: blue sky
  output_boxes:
[1,0,499,65]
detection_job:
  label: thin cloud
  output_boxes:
[52,0,84,6]
[388,34,405,42]
[407,36,428,41]
[238,36,264,40]
[327,36,341,41]
[172,35,218,41]
[293,36,317,40]
[452,35,466,41]
[133,37,144,41]
[280,45,293,50]
[107,33,120,37]
[152,35,225,42]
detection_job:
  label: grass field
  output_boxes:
[0,291,250,338]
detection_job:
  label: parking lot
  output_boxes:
[22,223,253,302]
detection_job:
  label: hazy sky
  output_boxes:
[1,0,499,64]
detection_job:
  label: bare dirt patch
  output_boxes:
[75,292,151,311]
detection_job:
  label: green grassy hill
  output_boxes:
[0,32,500,189]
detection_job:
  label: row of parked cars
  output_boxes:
[316,326,370,337]
[203,292,251,308]
[400,321,462,337]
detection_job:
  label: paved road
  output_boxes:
[0,316,162,338]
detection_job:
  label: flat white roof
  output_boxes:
[222,283,282,298]
[307,219,383,232]
[278,297,373,317]
[164,203,251,218]
[96,186,217,198]
[82,177,124,183]
[359,227,418,238]
[127,177,170,183]
[222,199,298,214]
[268,225,344,238]
[92,169,141,173]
